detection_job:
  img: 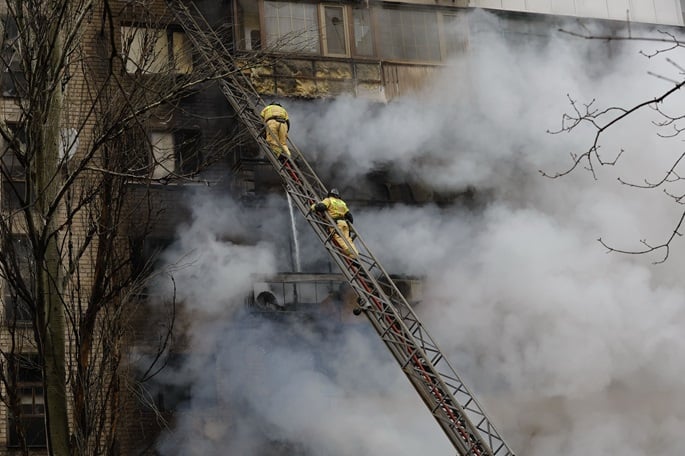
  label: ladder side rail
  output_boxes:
[361,311,483,456]
[391,306,512,454]
[346,223,512,452]
[362,260,513,454]
[281,164,491,451]
[352,273,493,456]
[282,202,493,456]
[280,145,514,454]
[290,192,502,456]
[292,195,491,455]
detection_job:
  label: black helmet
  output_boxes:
[328,188,340,198]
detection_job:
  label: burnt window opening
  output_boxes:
[130,236,173,276]
[121,25,193,75]
[130,236,174,297]
[148,130,202,180]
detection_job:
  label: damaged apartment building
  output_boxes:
[0,0,683,454]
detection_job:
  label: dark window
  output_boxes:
[1,15,25,97]
[130,236,173,297]
[250,29,261,50]
[174,130,201,175]
[1,176,26,211]
[5,288,32,324]
[141,354,192,413]
[4,234,32,324]
[8,354,46,448]
[1,124,28,211]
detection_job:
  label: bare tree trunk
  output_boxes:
[37,15,70,456]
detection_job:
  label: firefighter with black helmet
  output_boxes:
[260,102,291,161]
[311,188,359,258]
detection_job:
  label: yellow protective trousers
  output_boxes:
[265,119,290,158]
[332,220,358,258]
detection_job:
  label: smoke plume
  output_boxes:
[154,10,685,456]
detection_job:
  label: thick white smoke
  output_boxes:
[154,9,685,456]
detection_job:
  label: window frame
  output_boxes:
[252,2,459,63]
[350,5,376,58]
[148,129,202,181]
[7,354,46,449]
[261,0,321,55]
[319,4,350,57]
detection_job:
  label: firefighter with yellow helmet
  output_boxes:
[311,188,359,259]
[260,102,291,161]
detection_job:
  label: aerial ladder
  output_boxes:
[170,2,516,455]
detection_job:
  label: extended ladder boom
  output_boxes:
[171,3,516,455]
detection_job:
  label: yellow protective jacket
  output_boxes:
[312,197,350,220]
[260,104,289,124]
